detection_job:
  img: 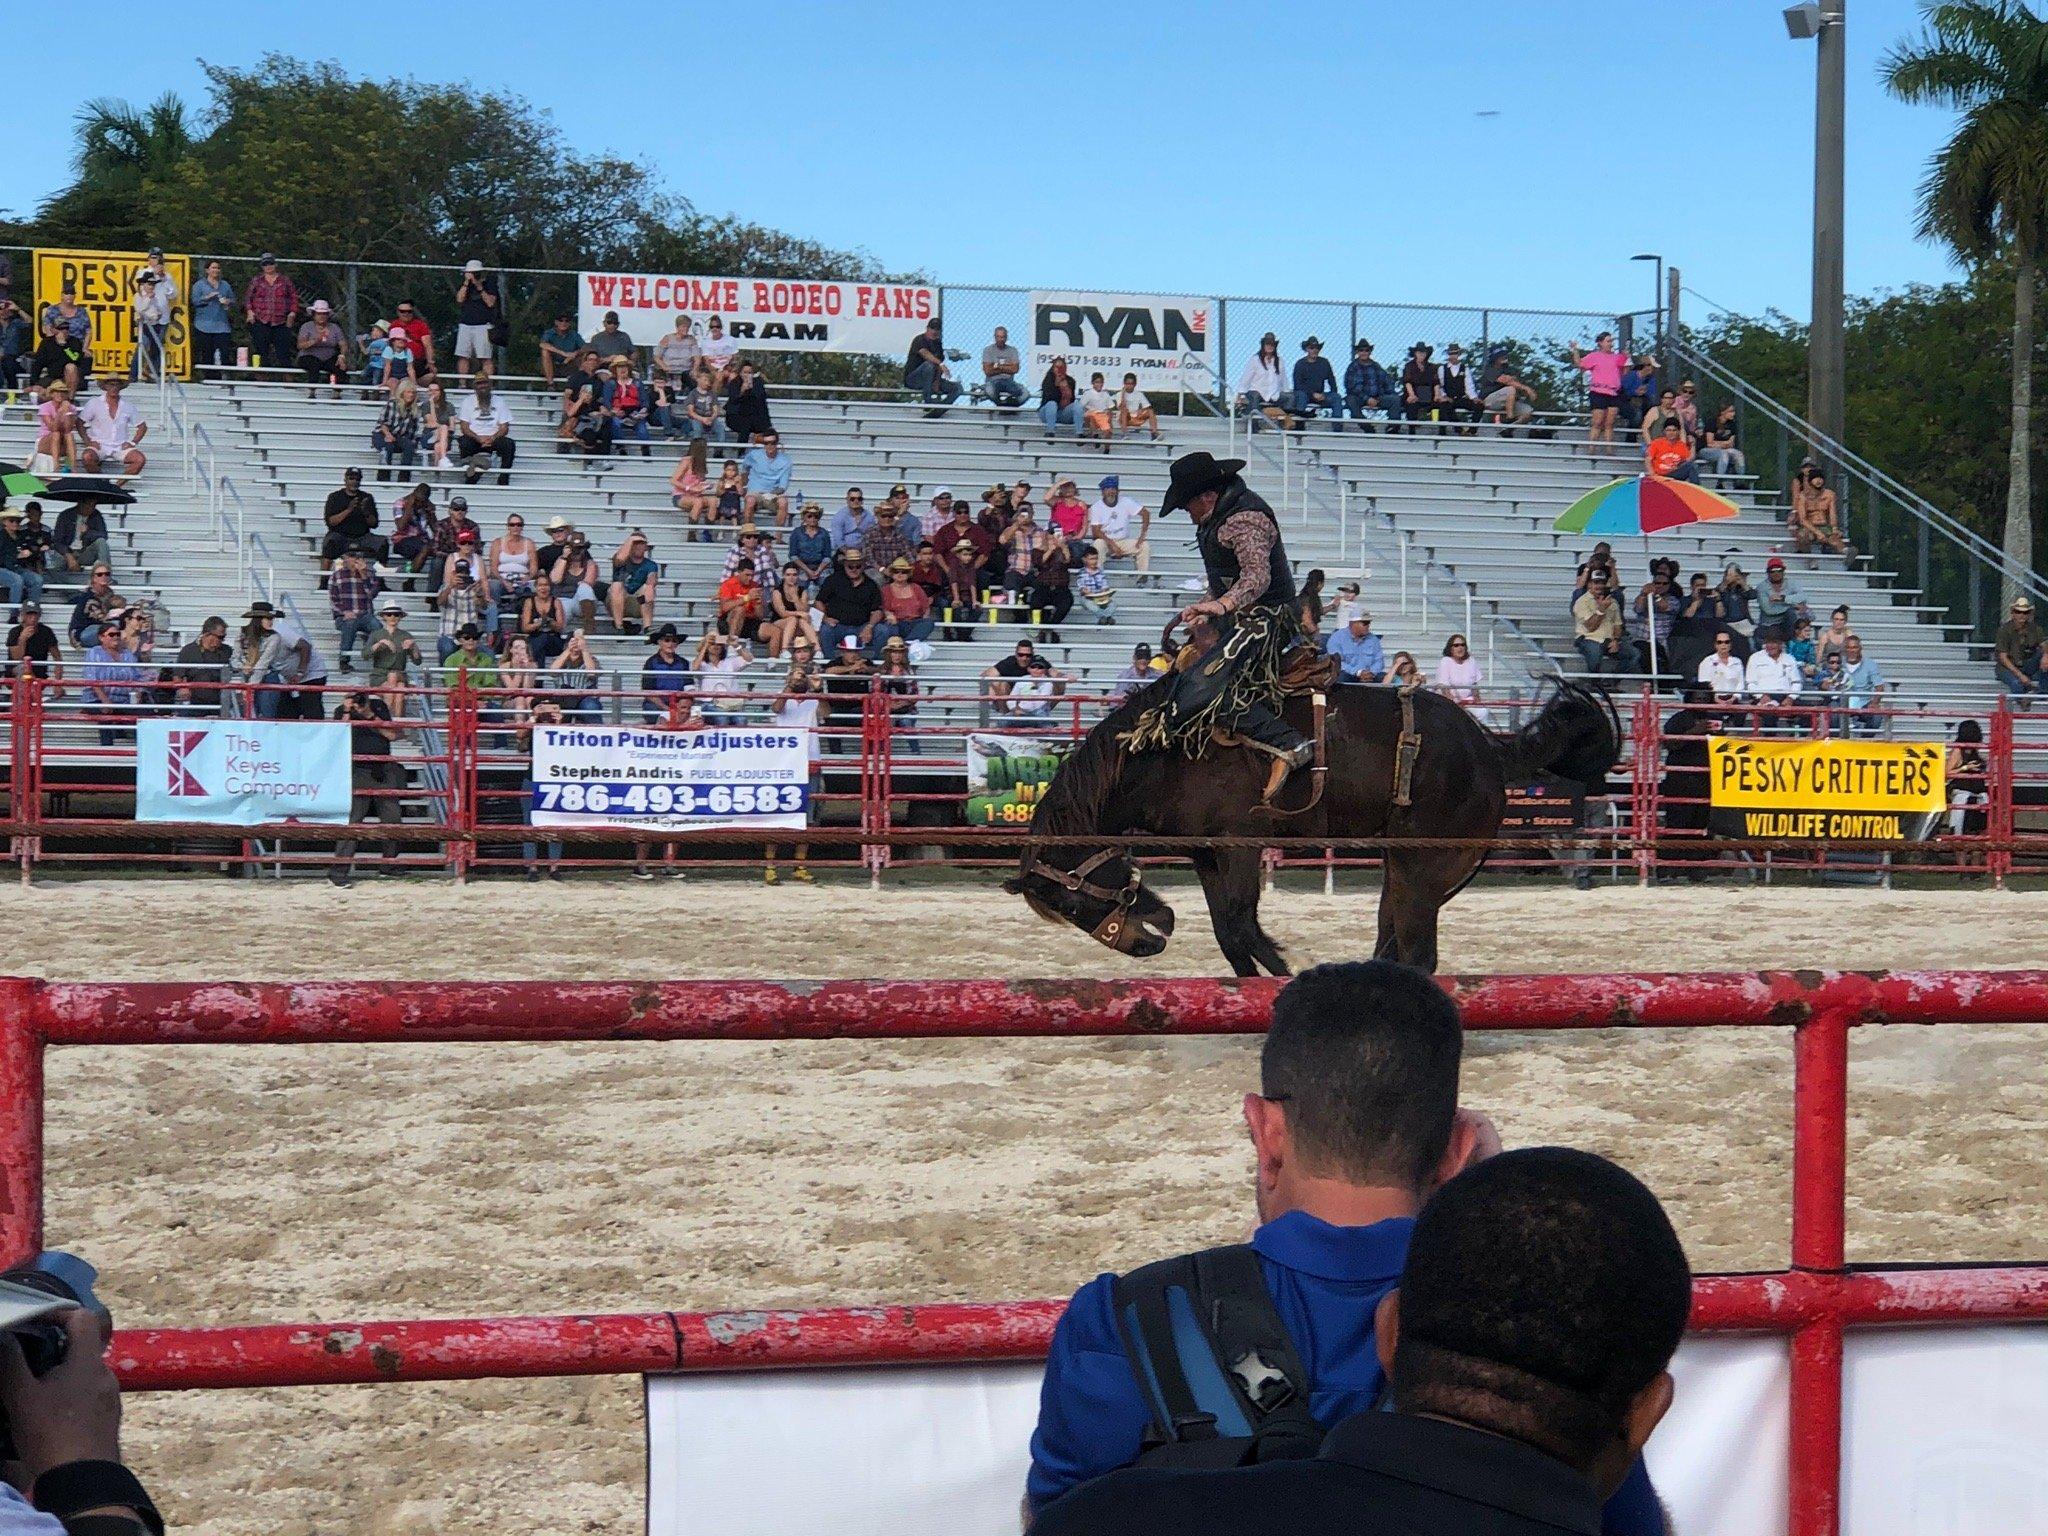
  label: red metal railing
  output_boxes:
[2,970,2044,1536]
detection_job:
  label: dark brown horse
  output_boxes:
[1004,678,1620,974]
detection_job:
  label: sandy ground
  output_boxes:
[3,879,2045,1535]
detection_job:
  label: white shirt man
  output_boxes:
[1085,477,1150,573]
[457,390,514,440]
[77,383,149,475]
[1745,640,1805,701]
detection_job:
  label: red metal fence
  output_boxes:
[0,673,2039,879]
[3,970,2044,1536]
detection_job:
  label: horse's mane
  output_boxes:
[1031,685,1159,837]
[1495,676,1622,789]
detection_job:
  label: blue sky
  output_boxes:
[3,1,1973,322]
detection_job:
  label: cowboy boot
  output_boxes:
[1237,702,1315,778]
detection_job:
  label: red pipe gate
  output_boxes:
[4,970,2046,1536]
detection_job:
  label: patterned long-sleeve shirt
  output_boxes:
[722,542,777,584]
[246,273,300,326]
[328,567,381,621]
[1214,511,1278,614]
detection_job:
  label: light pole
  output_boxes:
[1786,1,1846,449]
[1631,253,1664,354]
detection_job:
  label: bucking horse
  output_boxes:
[1004,676,1620,974]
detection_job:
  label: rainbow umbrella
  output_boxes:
[1553,476,1741,674]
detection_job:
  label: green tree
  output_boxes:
[33,92,199,248]
[1883,0,2048,605]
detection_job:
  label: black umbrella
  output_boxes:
[38,477,138,506]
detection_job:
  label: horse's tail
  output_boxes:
[1496,678,1623,790]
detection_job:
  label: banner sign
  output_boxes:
[1500,777,1586,838]
[34,248,190,381]
[1707,738,1945,840]
[965,733,1071,826]
[135,720,351,825]
[576,273,936,357]
[530,723,810,831]
[1027,289,1217,392]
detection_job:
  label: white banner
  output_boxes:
[646,1328,2048,1536]
[134,720,352,825]
[530,723,810,831]
[576,273,938,356]
[1027,289,1218,392]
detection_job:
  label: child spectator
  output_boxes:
[1075,547,1115,624]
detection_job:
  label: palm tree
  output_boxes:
[1883,1,2048,608]
[33,93,197,249]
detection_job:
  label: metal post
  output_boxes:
[1281,430,1290,518]
[1349,302,1359,356]
[1338,476,1347,566]
[1808,4,1847,448]
[1400,540,1408,616]
[344,264,360,354]
[0,981,45,1265]
[1788,1004,1852,1536]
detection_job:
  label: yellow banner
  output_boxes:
[33,248,191,381]
[1708,738,1945,813]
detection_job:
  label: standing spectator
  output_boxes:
[1618,352,1653,429]
[4,600,61,686]
[1569,330,1629,445]
[365,598,423,715]
[40,281,90,347]
[244,253,299,369]
[234,603,283,716]
[1629,563,1680,671]
[693,630,752,723]
[1835,633,1888,734]
[129,270,171,382]
[1236,331,1289,429]
[998,504,1043,601]
[653,314,701,387]
[739,431,794,526]
[329,545,382,669]
[609,531,661,634]
[1287,336,1342,425]
[1643,418,1699,482]
[876,634,921,749]
[1948,719,1990,836]
[452,261,503,377]
[724,359,775,441]
[77,376,148,477]
[168,613,233,711]
[904,317,961,414]
[329,688,406,885]
[814,547,885,655]
[1343,339,1395,430]
[589,310,635,364]
[1700,404,1746,481]
[982,325,1027,407]
[557,349,611,458]
[1993,596,2047,695]
[1433,633,1483,706]
[1038,356,1082,435]
[294,299,350,390]
[537,313,584,385]
[321,468,384,574]
[762,651,822,884]
[1078,372,1117,449]
[1326,605,1386,683]
[1571,571,1634,673]
[1697,630,1747,702]
[456,378,516,486]
[603,357,655,456]
[1400,341,1443,432]
[372,378,422,480]
[1108,642,1156,700]
[1086,474,1150,576]
[0,297,32,389]
[1114,372,1159,438]
[435,559,487,661]
[0,509,45,613]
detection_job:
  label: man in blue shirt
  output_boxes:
[1286,337,1341,423]
[1026,961,1665,1534]
[739,431,795,527]
[1342,340,1394,430]
[827,488,877,555]
[1324,606,1385,682]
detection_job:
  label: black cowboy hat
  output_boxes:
[1160,451,1246,516]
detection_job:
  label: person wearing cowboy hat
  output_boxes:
[294,297,351,393]
[0,506,45,610]
[1120,452,1313,779]
[1287,336,1341,426]
[1235,331,1290,431]
[1400,341,1445,434]
[77,374,148,478]
[1995,596,2048,696]
[1343,340,1395,431]
[129,266,171,383]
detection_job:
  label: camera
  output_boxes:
[0,1253,108,1458]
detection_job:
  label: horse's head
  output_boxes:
[1003,846,1176,958]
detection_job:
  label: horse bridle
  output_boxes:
[1022,847,1147,951]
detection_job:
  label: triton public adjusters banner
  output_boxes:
[576,273,937,356]
[1706,738,1945,841]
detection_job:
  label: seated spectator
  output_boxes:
[441,621,502,691]
[1673,377,1703,442]
[557,350,613,458]
[5,600,62,687]
[537,313,585,385]
[428,494,480,585]
[1084,475,1150,577]
[329,544,383,669]
[1400,341,1443,432]
[637,624,693,726]
[1996,596,2048,695]
[609,531,661,634]
[1640,388,1678,442]
[168,613,232,712]
[67,563,121,646]
[725,359,775,442]
[904,318,961,414]
[365,598,423,713]
[865,501,915,572]
[1078,372,1117,449]
[1433,633,1482,707]
[1025,962,1667,1535]
[320,467,384,575]
[980,325,1027,407]
[1108,641,1156,700]
[1236,332,1290,430]
[710,461,745,529]
[1571,572,1635,674]
[1948,718,1990,835]
[700,313,739,384]
[546,630,603,721]
[1696,630,1746,702]
[908,539,946,598]
[33,382,81,471]
[234,602,284,716]
[77,376,148,477]
[602,357,655,456]
[679,366,728,442]
[739,431,794,527]
[589,309,635,364]
[10,503,51,576]
[1045,478,1091,560]
[669,437,716,539]
[1325,605,1386,682]
[419,377,454,466]
[1715,561,1757,642]
[982,637,1039,706]
[519,573,570,665]
[0,508,45,612]
[939,536,984,629]
[294,298,350,389]
[1790,466,1848,556]
[1287,336,1342,424]
[1114,372,1158,438]
[1833,633,1888,734]
[828,487,876,555]
[83,618,150,744]
[1032,1143,1688,1536]
[1699,403,1745,481]
[1755,556,1810,631]
[1643,417,1699,482]
[723,525,778,590]
[1002,653,1064,715]
[1069,544,1115,625]
[0,296,33,389]
[1343,339,1396,431]
[1437,343,1481,429]
[694,629,751,723]
[1039,356,1083,436]
[1628,564,1679,670]
[1787,614,1820,689]
[455,379,516,486]
[548,532,603,630]
[815,546,885,656]
[653,313,701,390]
[768,563,820,658]
[29,313,93,397]
[357,320,398,390]
[388,299,435,385]
[1478,346,1537,435]
[1745,627,1806,726]
[485,514,539,619]
[879,556,935,647]
[372,377,423,480]
[786,502,834,588]
[1813,604,1852,670]
[1387,649,1421,687]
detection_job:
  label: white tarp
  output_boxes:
[646,1327,2048,1535]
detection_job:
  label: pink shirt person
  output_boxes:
[1576,347,1629,396]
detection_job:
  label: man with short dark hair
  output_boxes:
[537,313,584,386]
[320,468,383,574]
[1028,961,1663,1534]
[1036,1147,1688,1536]
[904,317,960,415]
[170,615,233,713]
[981,325,1026,408]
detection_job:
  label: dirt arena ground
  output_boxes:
[5,878,2045,1535]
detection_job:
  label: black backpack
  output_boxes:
[1110,1245,1325,1470]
